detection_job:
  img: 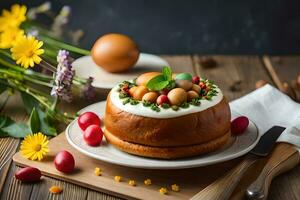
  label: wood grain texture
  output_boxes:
[265,56,300,102]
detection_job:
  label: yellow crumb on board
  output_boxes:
[49,186,62,194]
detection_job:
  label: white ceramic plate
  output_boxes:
[72,53,169,89]
[66,101,259,169]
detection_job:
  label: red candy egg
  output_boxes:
[15,167,41,183]
[84,125,104,146]
[156,95,169,105]
[78,112,101,131]
[231,116,249,135]
[192,76,200,84]
[54,150,75,173]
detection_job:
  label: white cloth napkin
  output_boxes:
[229,84,300,150]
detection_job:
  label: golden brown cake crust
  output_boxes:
[104,128,231,159]
[104,93,231,147]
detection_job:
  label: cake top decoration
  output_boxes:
[115,66,219,113]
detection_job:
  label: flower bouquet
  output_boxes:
[0,3,95,138]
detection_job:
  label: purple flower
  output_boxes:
[83,77,95,101]
[51,50,74,102]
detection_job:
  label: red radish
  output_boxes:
[156,95,169,105]
[231,116,249,135]
[15,167,41,182]
[84,125,103,146]
[54,150,75,173]
[78,112,101,131]
[192,76,200,84]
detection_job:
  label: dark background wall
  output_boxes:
[1,0,300,54]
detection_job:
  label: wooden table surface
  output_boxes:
[0,55,300,200]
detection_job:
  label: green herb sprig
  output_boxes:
[146,66,174,91]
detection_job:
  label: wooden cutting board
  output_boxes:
[13,133,267,200]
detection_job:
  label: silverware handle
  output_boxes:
[247,143,300,200]
[191,155,257,200]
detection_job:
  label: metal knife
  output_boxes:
[190,126,285,200]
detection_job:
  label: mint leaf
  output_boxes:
[162,66,172,81]
[29,107,40,134]
[147,75,169,91]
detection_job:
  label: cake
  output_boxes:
[104,67,231,159]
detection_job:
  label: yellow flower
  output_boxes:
[20,132,49,161]
[0,27,24,49]
[0,4,27,31]
[11,35,44,68]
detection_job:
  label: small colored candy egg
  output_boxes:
[172,73,177,79]
[157,94,169,105]
[187,90,199,101]
[192,76,200,84]
[136,72,161,86]
[129,86,137,96]
[231,116,249,135]
[142,92,159,103]
[167,88,187,106]
[133,86,149,100]
[175,79,193,91]
[175,73,193,81]
[192,84,201,94]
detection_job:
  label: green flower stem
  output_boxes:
[23,75,53,87]
[40,60,56,72]
[0,67,52,89]
[0,56,53,82]
[0,49,11,58]
[40,35,90,55]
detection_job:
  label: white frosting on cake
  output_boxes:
[110,84,224,119]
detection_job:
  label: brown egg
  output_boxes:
[192,84,201,94]
[133,86,149,100]
[142,92,159,103]
[167,88,187,106]
[91,33,140,73]
[187,91,199,101]
[136,72,161,86]
[129,86,137,96]
[175,79,193,91]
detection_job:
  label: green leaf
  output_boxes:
[2,122,30,138]
[0,115,13,128]
[0,84,7,95]
[146,75,169,91]
[0,128,8,137]
[29,107,40,134]
[162,66,172,81]
[37,109,57,136]
[21,92,57,136]
[21,92,40,114]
